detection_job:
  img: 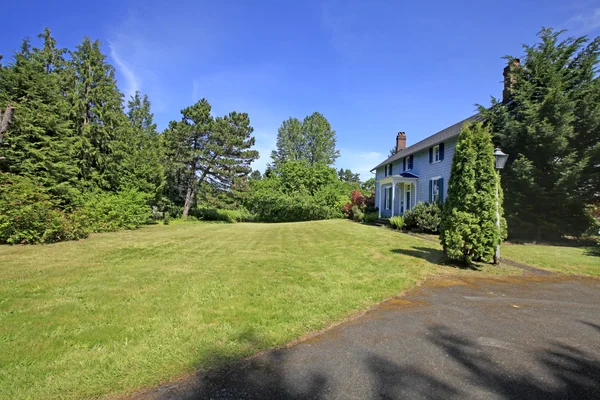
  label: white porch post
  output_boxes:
[378,185,382,218]
[391,182,395,217]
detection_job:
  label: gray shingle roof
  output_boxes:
[371,113,483,172]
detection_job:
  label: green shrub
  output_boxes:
[389,215,405,230]
[0,174,89,244]
[403,202,441,233]
[351,205,364,222]
[163,212,171,225]
[191,207,253,223]
[363,212,379,224]
[80,190,152,232]
[247,190,333,222]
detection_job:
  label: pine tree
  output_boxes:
[163,99,259,217]
[68,37,129,192]
[120,91,164,201]
[481,28,600,239]
[440,122,503,263]
[0,29,78,202]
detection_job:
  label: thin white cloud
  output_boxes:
[567,7,600,33]
[108,41,140,101]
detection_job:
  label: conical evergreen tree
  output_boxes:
[121,91,164,201]
[440,122,503,263]
[0,29,78,202]
[68,37,128,192]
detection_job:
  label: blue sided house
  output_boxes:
[371,60,518,218]
[371,114,483,218]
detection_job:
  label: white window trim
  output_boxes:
[430,176,441,202]
[406,156,413,171]
[432,145,441,164]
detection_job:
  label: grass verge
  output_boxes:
[502,242,599,276]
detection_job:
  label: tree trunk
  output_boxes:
[182,184,196,219]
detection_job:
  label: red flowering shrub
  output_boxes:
[344,190,376,221]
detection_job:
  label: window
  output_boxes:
[430,177,444,203]
[384,187,392,210]
[387,164,393,176]
[429,143,444,164]
[408,155,413,170]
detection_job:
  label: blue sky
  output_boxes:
[3,0,600,179]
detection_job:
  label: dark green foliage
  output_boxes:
[120,91,164,202]
[69,37,129,192]
[480,28,600,239]
[363,212,379,224]
[270,112,339,168]
[0,174,88,244]
[0,30,79,202]
[440,123,504,263]
[362,177,376,193]
[337,168,360,184]
[79,190,152,232]
[190,207,253,223]
[163,99,259,218]
[248,191,333,222]
[245,160,351,222]
[404,202,442,233]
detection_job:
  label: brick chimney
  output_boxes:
[503,58,520,103]
[396,132,406,153]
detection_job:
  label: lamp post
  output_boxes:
[493,148,509,265]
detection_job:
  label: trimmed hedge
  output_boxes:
[190,207,253,223]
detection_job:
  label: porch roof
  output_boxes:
[377,172,419,185]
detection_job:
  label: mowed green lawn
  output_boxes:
[1,220,521,400]
[502,242,600,276]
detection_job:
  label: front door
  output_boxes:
[405,183,412,211]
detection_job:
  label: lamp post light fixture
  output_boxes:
[493,148,508,265]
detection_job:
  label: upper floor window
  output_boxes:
[403,155,413,171]
[429,143,445,164]
[384,164,393,177]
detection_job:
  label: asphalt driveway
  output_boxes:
[137,275,600,400]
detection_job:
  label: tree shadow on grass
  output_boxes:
[137,328,328,400]
[580,320,600,334]
[391,246,478,271]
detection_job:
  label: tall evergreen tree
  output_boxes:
[68,37,128,192]
[121,91,164,200]
[270,112,339,168]
[337,168,360,184]
[481,28,600,239]
[440,123,503,264]
[163,99,259,218]
[0,29,78,201]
